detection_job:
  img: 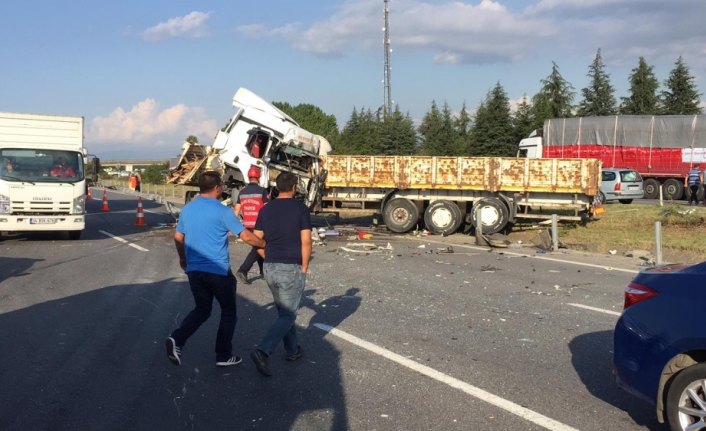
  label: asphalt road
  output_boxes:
[0,189,666,431]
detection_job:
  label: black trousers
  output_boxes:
[689,185,700,204]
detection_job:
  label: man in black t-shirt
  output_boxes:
[250,172,311,376]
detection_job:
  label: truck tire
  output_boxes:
[383,198,419,233]
[698,186,705,202]
[643,178,660,200]
[470,197,509,235]
[67,230,82,240]
[424,200,462,236]
[663,179,684,200]
[666,363,706,431]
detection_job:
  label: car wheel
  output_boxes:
[663,179,685,200]
[423,200,462,235]
[666,363,706,431]
[382,198,419,233]
[618,199,633,204]
[643,178,660,199]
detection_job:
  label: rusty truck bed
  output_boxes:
[321,156,600,196]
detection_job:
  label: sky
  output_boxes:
[2,0,705,159]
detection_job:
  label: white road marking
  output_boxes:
[99,230,149,252]
[567,303,621,317]
[314,323,579,431]
[406,237,639,274]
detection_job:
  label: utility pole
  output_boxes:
[383,0,392,116]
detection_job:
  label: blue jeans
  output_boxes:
[258,263,305,356]
[171,270,237,362]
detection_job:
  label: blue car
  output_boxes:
[613,261,706,430]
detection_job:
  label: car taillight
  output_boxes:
[614,182,621,191]
[624,281,658,309]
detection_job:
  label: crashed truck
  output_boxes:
[167,88,332,207]
[169,88,602,236]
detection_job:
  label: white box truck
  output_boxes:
[0,112,88,240]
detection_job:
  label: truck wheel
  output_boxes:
[666,363,706,431]
[424,200,462,236]
[470,197,509,235]
[185,190,199,204]
[643,179,660,199]
[698,186,705,202]
[663,179,684,200]
[67,230,82,240]
[383,198,419,233]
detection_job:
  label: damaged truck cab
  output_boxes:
[168,88,331,206]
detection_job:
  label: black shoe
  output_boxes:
[216,356,243,367]
[250,349,272,376]
[286,346,304,362]
[236,271,250,285]
[166,337,181,366]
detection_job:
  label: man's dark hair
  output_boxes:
[275,171,298,192]
[199,171,222,193]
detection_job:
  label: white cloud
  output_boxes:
[142,11,210,42]
[86,99,218,157]
[236,0,706,70]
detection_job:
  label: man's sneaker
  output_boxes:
[250,349,272,376]
[235,271,250,285]
[216,356,243,367]
[286,346,304,362]
[165,337,181,366]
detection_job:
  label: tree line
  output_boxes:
[274,51,702,157]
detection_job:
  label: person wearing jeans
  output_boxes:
[250,172,312,376]
[166,171,265,367]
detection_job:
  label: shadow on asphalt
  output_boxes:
[0,256,43,283]
[0,277,362,430]
[569,331,667,431]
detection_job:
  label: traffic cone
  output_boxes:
[100,190,110,212]
[87,187,92,201]
[134,196,146,227]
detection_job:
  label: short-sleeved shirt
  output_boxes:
[254,198,312,265]
[176,196,245,275]
[236,184,269,229]
[687,169,702,186]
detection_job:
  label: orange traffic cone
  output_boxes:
[100,190,110,212]
[87,187,92,201]
[134,196,146,227]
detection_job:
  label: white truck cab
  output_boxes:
[0,112,87,240]
[517,130,543,158]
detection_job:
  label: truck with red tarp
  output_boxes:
[518,115,706,200]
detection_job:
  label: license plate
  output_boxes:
[29,218,57,224]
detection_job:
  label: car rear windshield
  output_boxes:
[620,170,642,182]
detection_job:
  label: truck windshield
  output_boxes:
[0,149,84,183]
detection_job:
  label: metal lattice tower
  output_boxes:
[383,0,392,116]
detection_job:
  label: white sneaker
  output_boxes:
[216,356,243,367]
[166,337,181,366]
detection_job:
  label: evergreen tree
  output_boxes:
[531,61,575,128]
[378,106,417,155]
[453,103,472,155]
[186,135,199,144]
[339,108,379,154]
[577,49,617,116]
[661,56,702,115]
[418,101,445,155]
[620,57,660,115]
[511,95,534,146]
[471,82,515,156]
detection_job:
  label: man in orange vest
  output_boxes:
[235,166,269,284]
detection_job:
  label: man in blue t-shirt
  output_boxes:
[166,171,265,367]
[249,172,312,376]
[685,164,703,205]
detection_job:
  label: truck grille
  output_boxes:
[11,200,73,214]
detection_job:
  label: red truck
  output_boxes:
[518,115,706,200]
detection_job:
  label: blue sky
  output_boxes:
[2,0,705,159]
